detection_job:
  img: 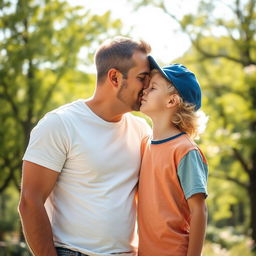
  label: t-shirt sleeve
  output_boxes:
[23,113,69,172]
[140,118,152,139]
[177,149,208,200]
[140,136,150,158]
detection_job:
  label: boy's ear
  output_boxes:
[108,69,122,88]
[166,94,180,108]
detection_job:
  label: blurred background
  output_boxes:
[0,0,255,255]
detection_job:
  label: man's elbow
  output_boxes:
[18,194,30,217]
[18,193,41,217]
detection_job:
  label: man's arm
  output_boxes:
[18,161,60,256]
[186,193,207,256]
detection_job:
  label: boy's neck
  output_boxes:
[152,127,181,141]
[151,116,181,141]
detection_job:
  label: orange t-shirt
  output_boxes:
[138,133,208,256]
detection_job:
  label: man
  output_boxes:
[18,37,151,256]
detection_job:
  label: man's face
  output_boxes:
[117,51,150,111]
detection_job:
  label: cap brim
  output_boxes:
[148,55,162,71]
[148,55,172,83]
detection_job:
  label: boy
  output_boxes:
[138,56,208,256]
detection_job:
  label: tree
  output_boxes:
[0,0,123,193]
[133,0,256,250]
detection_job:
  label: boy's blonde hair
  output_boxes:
[151,70,208,139]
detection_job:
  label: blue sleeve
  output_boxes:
[177,149,208,200]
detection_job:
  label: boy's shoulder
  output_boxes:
[173,134,206,164]
[174,134,197,152]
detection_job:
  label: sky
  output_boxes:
[67,0,201,65]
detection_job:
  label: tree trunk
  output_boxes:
[248,171,256,251]
[249,68,256,251]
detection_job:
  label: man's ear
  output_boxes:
[108,69,122,88]
[166,94,180,108]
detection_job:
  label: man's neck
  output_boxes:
[86,97,125,123]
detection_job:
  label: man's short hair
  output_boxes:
[95,36,151,83]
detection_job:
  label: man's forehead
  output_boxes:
[129,52,150,76]
[132,51,149,64]
[129,64,149,76]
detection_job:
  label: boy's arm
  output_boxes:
[186,193,207,256]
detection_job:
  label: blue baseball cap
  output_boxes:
[148,55,202,111]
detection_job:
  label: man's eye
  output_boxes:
[138,77,146,81]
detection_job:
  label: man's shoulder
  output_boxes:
[125,113,152,135]
[49,99,84,115]
[34,99,85,131]
[125,113,149,126]
[44,99,89,123]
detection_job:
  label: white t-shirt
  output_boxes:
[23,99,151,256]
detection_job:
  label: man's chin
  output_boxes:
[132,106,140,111]
[131,101,141,111]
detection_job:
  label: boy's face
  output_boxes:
[140,73,171,115]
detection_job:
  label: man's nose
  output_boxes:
[143,76,150,89]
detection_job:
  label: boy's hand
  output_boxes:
[187,193,207,256]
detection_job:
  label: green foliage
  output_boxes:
[0,186,20,241]
[203,241,254,256]
[0,0,123,193]
[204,226,255,255]
[0,242,30,256]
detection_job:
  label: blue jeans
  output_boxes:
[56,247,89,256]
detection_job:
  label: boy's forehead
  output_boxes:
[151,71,164,80]
[151,72,172,86]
